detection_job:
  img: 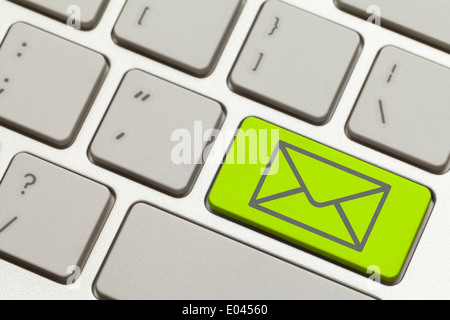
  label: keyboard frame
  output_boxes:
[0,0,448,300]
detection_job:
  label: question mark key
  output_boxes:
[21,173,37,195]
[0,153,113,283]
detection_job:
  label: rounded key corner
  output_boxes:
[210,101,227,122]
[7,21,30,31]
[98,181,115,202]
[111,25,127,47]
[79,2,109,31]
[305,108,335,126]
[28,262,86,286]
[184,57,217,78]
[377,45,406,59]
[333,0,350,11]
[130,202,149,213]
[87,142,102,164]
[123,68,144,79]
[9,151,30,161]
[333,0,366,16]
[207,191,220,210]
[279,104,334,126]
[238,116,265,130]
[227,70,247,94]
[344,117,361,140]
[349,29,364,49]
[379,266,405,285]
[93,50,110,68]
[92,277,114,300]
[49,134,77,149]
[77,15,102,31]
[165,181,196,199]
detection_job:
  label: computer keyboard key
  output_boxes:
[113,0,244,76]
[336,0,450,52]
[9,0,108,30]
[94,203,373,300]
[209,117,432,282]
[0,153,113,284]
[230,0,361,124]
[89,69,225,197]
[347,46,450,173]
[0,23,108,147]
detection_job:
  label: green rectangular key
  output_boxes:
[209,117,432,282]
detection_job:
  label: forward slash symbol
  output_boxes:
[0,217,17,234]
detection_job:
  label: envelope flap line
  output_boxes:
[280,142,391,207]
[335,202,361,249]
[252,187,305,205]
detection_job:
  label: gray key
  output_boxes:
[230,0,361,124]
[0,23,108,147]
[94,203,373,300]
[0,153,113,283]
[347,46,450,173]
[336,0,450,52]
[9,0,108,29]
[89,70,224,197]
[113,0,244,76]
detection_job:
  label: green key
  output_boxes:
[209,117,432,283]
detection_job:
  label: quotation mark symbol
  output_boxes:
[387,64,397,83]
[134,91,151,102]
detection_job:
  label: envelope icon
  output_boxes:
[249,141,391,252]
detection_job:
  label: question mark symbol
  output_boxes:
[21,174,37,195]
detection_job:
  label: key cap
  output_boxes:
[113,0,244,76]
[94,203,373,300]
[0,23,108,148]
[336,0,450,52]
[9,0,108,30]
[230,0,361,124]
[347,46,450,173]
[208,117,432,283]
[89,70,224,197]
[0,153,113,284]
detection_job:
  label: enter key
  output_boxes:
[209,117,432,283]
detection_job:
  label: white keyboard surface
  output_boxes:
[0,0,449,300]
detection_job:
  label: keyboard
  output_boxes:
[0,0,448,301]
